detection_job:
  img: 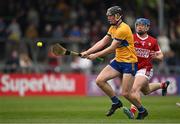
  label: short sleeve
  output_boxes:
[154,39,161,52]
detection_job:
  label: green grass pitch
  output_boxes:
[0,96,179,124]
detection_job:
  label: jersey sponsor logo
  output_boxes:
[135,48,150,58]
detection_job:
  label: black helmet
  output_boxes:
[106,6,122,16]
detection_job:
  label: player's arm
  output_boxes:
[81,35,111,57]
[153,50,164,61]
[87,39,119,60]
[151,40,164,61]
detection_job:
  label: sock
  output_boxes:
[161,82,166,89]
[137,106,145,113]
[130,105,137,115]
[111,96,120,104]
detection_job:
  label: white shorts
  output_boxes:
[135,68,153,80]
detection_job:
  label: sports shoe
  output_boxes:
[123,107,134,119]
[162,81,170,96]
[136,108,148,120]
[106,101,123,116]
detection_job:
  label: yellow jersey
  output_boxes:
[107,22,137,63]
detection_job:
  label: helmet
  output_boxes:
[135,18,150,27]
[106,6,122,16]
[135,18,150,35]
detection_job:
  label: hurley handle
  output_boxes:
[78,53,104,62]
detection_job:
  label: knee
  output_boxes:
[96,78,105,88]
[131,88,136,94]
[131,87,141,95]
[121,91,130,99]
[142,91,149,95]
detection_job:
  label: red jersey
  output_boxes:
[134,33,161,70]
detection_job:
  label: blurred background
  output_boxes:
[0,0,180,97]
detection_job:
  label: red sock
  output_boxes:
[130,106,137,115]
[161,82,166,89]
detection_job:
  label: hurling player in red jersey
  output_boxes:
[123,18,170,119]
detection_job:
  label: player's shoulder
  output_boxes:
[107,25,115,35]
[148,35,157,40]
[133,33,141,40]
[117,22,131,33]
[147,35,157,43]
[108,25,113,30]
[133,33,138,37]
[120,22,131,29]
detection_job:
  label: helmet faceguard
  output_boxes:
[135,18,150,35]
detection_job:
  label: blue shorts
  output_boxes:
[109,60,138,76]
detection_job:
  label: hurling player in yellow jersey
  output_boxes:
[81,6,148,119]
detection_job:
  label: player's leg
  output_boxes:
[131,73,169,118]
[121,73,139,119]
[123,68,170,119]
[129,68,153,119]
[141,68,170,96]
[96,65,121,97]
[131,75,149,119]
[120,66,148,119]
[161,81,170,96]
[123,75,148,119]
[125,78,170,118]
[144,81,170,96]
[145,82,160,94]
[121,73,136,119]
[96,65,123,116]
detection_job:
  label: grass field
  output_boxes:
[0,96,180,124]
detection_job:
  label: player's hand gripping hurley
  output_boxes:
[50,43,104,62]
